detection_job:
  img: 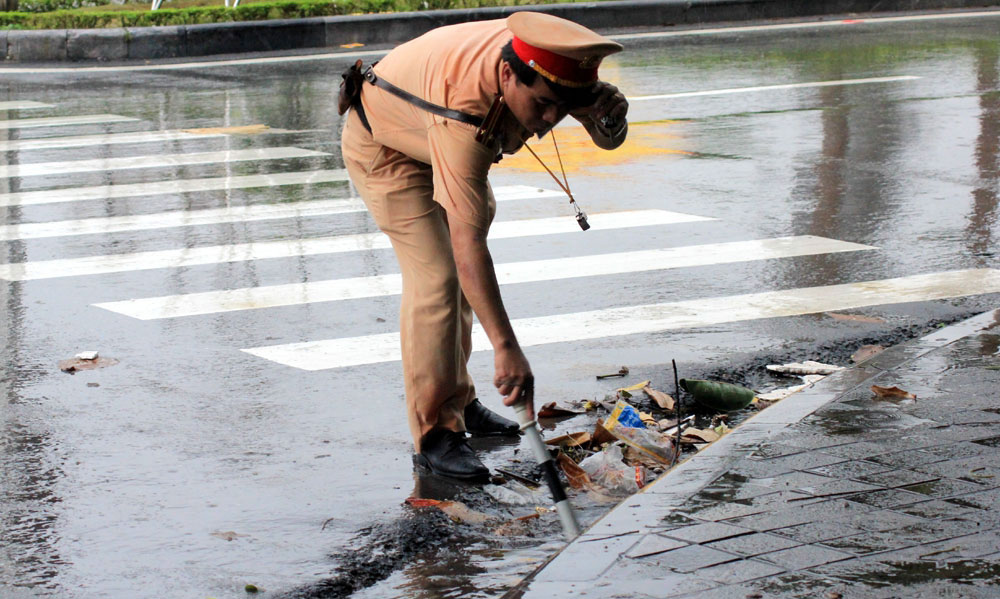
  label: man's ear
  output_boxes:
[500,61,513,86]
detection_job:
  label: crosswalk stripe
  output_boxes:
[0,114,139,130]
[0,185,564,240]
[0,209,710,281]
[0,101,54,110]
[94,236,876,320]
[0,129,226,152]
[0,147,329,179]
[0,170,350,208]
[241,269,1000,370]
[628,76,920,102]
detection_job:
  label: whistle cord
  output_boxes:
[524,133,577,208]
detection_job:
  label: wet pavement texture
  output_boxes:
[2,10,1000,599]
[516,310,1000,598]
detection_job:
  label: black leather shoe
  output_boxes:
[415,428,490,482]
[464,399,520,437]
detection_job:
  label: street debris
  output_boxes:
[579,445,641,495]
[615,379,651,399]
[492,513,541,536]
[757,374,826,401]
[545,431,592,448]
[537,401,587,419]
[211,531,247,541]
[851,344,886,363]
[680,379,756,412]
[59,351,118,373]
[483,480,538,505]
[766,361,844,376]
[596,366,629,379]
[604,400,675,463]
[825,311,886,324]
[642,384,675,411]
[679,427,720,444]
[245,583,260,593]
[404,497,492,524]
[871,385,917,400]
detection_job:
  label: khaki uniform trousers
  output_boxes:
[341,109,478,453]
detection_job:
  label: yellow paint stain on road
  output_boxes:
[496,122,690,174]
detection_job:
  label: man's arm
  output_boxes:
[449,218,535,416]
[571,81,629,150]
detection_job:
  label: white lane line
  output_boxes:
[0,147,328,179]
[0,185,563,240]
[242,269,1000,370]
[0,169,350,208]
[0,101,54,110]
[0,114,140,130]
[95,236,876,320]
[2,9,998,74]
[629,76,920,102]
[0,129,225,152]
[0,209,710,281]
[610,10,1000,40]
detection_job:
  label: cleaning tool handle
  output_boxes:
[512,400,582,540]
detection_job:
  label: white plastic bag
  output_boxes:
[579,445,639,495]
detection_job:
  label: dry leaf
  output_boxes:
[493,512,541,536]
[555,452,592,490]
[616,380,651,394]
[871,385,916,400]
[680,427,720,444]
[404,497,492,524]
[826,312,885,324]
[642,385,675,411]
[851,344,885,363]
[591,419,618,446]
[59,356,119,373]
[537,402,584,418]
[545,431,591,447]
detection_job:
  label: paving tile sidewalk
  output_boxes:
[511,309,1000,598]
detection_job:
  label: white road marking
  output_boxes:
[95,236,875,320]
[0,185,564,240]
[0,129,225,152]
[0,101,54,110]
[610,10,1000,40]
[242,269,1000,370]
[0,114,139,130]
[0,169,350,208]
[0,146,328,179]
[629,76,920,102]
[0,209,710,281]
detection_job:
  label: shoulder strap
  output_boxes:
[363,66,484,128]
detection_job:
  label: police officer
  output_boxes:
[340,12,628,481]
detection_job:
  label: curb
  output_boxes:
[504,307,1000,597]
[2,0,1000,63]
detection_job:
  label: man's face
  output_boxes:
[500,61,570,143]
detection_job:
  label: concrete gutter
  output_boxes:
[2,0,999,63]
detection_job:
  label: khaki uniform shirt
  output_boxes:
[359,19,514,232]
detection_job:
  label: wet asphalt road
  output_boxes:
[2,11,1000,599]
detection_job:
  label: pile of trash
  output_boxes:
[542,359,855,497]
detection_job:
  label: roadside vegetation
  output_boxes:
[0,0,587,30]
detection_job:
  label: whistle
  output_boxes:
[575,210,590,231]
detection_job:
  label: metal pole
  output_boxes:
[512,401,581,540]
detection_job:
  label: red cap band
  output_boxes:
[511,35,598,88]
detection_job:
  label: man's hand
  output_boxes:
[495,345,534,418]
[571,81,629,150]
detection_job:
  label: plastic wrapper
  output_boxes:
[579,444,638,495]
[483,480,538,505]
[604,399,675,464]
